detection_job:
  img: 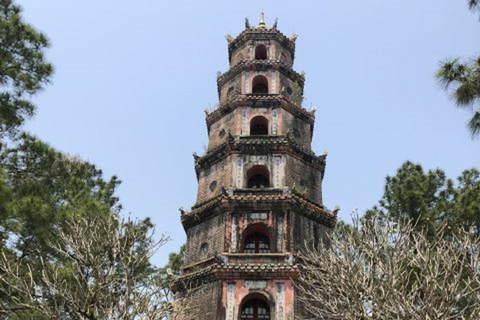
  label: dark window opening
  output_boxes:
[200,243,208,255]
[250,116,268,135]
[244,233,271,254]
[254,45,268,60]
[209,180,217,192]
[252,75,268,94]
[241,300,270,320]
[227,86,235,98]
[247,166,270,188]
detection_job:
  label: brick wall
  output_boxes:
[281,109,312,149]
[184,214,226,265]
[176,280,224,320]
[196,156,233,204]
[289,211,331,254]
[207,112,237,151]
[285,155,323,204]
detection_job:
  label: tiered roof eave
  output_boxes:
[216,59,305,96]
[227,27,297,62]
[205,94,315,132]
[179,187,337,230]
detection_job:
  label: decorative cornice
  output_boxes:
[216,59,305,95]
[172,262,299,291]
[180,188,336,230]
[228,28,295,62]
[194,134,326,176]
[206,94,315,131]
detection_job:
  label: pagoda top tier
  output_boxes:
[226,13,298,64]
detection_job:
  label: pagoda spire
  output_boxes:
[257,11,267,29]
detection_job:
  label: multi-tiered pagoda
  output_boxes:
[175,14,337,320]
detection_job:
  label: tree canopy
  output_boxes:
[365,161,480,235]
[0,0,53,138]
[0,2,177,318]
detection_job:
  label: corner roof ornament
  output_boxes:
[272,17,278,29]
[245,17,251,29]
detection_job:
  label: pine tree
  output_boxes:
[436,1,480,137]
[0,0,54,138]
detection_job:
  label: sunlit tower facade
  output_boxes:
[175,14,336,320]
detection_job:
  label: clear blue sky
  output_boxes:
[18,0,479,266]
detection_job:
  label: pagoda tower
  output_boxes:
[175,14,337,320]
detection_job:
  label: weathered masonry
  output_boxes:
[175,14,337,320]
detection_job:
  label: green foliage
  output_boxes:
[0,133,120,256]
[0,0,54,138]
[0,3,169,318]
[290,82,304,105]
[437,57,480,137]
[365,161,480,236]
[0,135,171,319]
[436,1,480,137]
[450,168,480,231]
[164,245,185,274]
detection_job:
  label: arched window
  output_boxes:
[241,299,270,320]
[244,233,270,253]
[250,116,268,135]
[254,45,268,60]
[252,75,268,94]
[247,166,270,188]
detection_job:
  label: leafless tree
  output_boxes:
[0,214,181,320]
[296,217,480,320]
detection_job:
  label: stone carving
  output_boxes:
[230,215,238,252]
[226,283,236,320]
[276,283,285,320]
[245,280,267,289]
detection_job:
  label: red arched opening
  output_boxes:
[240,294,271,320]
[252,75,268,94]
[254,45,268,60]
[247,165,270,189]
[250,116,268,135]
[242,224,271,254]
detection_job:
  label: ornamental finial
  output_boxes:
[258,11,266,29]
